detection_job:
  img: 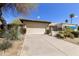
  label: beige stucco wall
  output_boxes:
[23,21,49,28]
[22,21,49,34]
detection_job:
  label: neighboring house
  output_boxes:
[57,23,78,31]
[20,19,51,34]
[48,23,78,36]
[49,23,78,31]
[48,23,58,31]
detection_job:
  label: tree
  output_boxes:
[65,19,68,23]
[11,19,22,25]
[0,3,37,31]
[69,13,75,24]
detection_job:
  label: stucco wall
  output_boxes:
[23,21,49,28]
[22,21,49,34]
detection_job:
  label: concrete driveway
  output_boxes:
[20,34,79,56]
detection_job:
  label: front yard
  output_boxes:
[0,39,23,56]
[63,38,79,45]
[54,27,79,46]
[0,24,26,56]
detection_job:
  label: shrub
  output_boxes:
[8,29,19,40]
[55,33,65,39]
[0,29,5,38]
[55,27,75,39]
[4,27,19,40]
[45,29,49,34]
[0,40,12,51]
[64,27,74,33]
[69,33,74,39]
[20,28,26,34]
[45,28,51,34]
[64,27,74,39]
[71,31,79,37]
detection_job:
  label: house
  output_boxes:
[57,23,78,31]
[20,19,51,34]
[49,23,78,31]
[48,23,78,36]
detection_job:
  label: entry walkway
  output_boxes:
[21,34,79,56]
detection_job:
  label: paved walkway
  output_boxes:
[21,34,79,56]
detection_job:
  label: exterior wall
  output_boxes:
[23,21,49,28]
[50,23,78,31]
[22,21,49,34]
[57,23,78,31]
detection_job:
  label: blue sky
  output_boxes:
[2,3,79,25]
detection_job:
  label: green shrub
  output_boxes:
[9,29,19,40]
[65,27,74,32]
[0,29,5,38]
[0,40,12,51]
[4,27,19,40]
[64,27,74,38]
[55,33,65,39]
[55,27,75,39]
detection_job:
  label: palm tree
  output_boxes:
[0,3,37,31]
[69,13,75,24]
[65,19,68,23]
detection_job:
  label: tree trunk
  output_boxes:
[71,18,72,24]
[0,8,7,31]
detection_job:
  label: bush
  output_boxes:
[45,29,49,34]
[0,40,12,51]
[55,27,75,39]
[55,33,65,39]
[0,29,5,38]
[45,29,51,34]
[4,27,19,40]
[69,33,74,39]
[71,31,79,37]
[8,29,19,40]
[64,27,74,39]
[20,28,26,34]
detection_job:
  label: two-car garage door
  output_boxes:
[27,28,45,34]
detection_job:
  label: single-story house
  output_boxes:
[57,23,78,31]
[20,19,51,34]
[49,23,78,31]
[48,23,78,36]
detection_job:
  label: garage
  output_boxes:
[20,19,51,34]
[27,28,45,34]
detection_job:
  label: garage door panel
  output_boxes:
[27,28,45,34]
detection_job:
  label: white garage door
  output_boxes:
[27,28,45,34]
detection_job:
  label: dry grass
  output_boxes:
[62,38,79,46]
[4,40,23,56]
[0,37,24,56]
